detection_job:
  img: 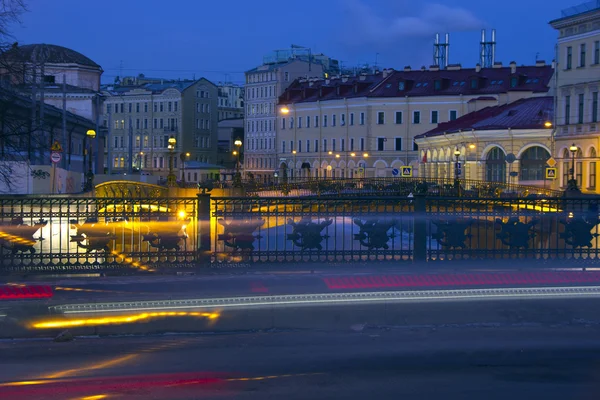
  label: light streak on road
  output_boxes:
[49,286,600,315]
[30,311,219,329]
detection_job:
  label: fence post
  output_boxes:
[413,193,427,263]
[196,192,211,265]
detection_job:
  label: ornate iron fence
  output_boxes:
[0,196,198,273]
[212,195,600,263]
[2,193,600,273]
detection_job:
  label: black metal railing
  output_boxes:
[245,177,562,198]
[1,193,599,273]
[0,196,198,273]
[212,195,600,263]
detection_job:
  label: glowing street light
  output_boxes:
[280,106,290,114]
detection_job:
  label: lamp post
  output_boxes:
[84,129,96,192]
[454,148,461,196]
[234,139,242,173]
[569,143,578,189]
[180,152,190,184]
[167,135,176,186]
[138,151,143,173]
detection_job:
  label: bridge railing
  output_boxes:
[0,193,598,273]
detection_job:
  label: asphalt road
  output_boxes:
[2,325,600,399]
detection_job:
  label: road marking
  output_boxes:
[49,286,600,314]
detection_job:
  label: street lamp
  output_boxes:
[167,135,176,186]
[234,139,242,175]
[84,129,96,191]
[569,143,578,188]
[138,151,144,172]
[454,148,461,196]
[280,106,290,115]
[180,152,190,184]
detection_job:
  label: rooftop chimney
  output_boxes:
[551,59,556,69]
[535,60,546,67]
[447,64,462,71]
[404,66,411,72]
[509,61,516,73]
[429,65,440,71]
[492,61,503,69]
[421,66,426,71]
[475,63,481,73]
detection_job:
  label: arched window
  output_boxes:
[486,147,506,182]
[520,146,550,181]
[590,148,597,189]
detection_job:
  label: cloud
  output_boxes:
[340,1,485,45]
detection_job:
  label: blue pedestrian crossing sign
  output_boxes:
[401,166,413,177]
[546,167,557,179]
[392,168,399,176]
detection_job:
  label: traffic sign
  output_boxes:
[401,166,413,177]
[546,167,557,179]
[50,140,62,152]
[546,157,557,168]
[50,152,62,163]
[392,168,399,176]
[506,153,516,164]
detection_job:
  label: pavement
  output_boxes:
[2,322,600,399]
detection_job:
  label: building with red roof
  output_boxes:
[276,62,554,179]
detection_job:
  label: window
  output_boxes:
[128,103,132,113]
[360,138,365,151]
[332,114,336,126]
[290,117,294,129]
[486,147,506,183]
[160,119,164,129]
[323,115,328,127]
[298,140,302,153]
[377,112,385,125]
[106,104,112,114]
[350,138,354,151]
[153,119,158,129]
[332,139,336,151]
[307,140,310,153]
[315,139,319,152]
[323,139,327,152]
[595,41,600,64]
[136,103,140,113]
[341,138,345,151]
[144,103,148,113]
[520,146,550,181]
[174,101,178,112]
[136,119,140,129]
[306,116,310,128]
[290,140,294,151]
[377,138,385,151]
[360,112,365,125]
[470,79,478,89]
[510,77,518,88]
[579,93,585,124]
[282,141,286,153]
[431,110,438,124]
[434,80,441,90]
[580,43,586,67]
[567,46,573,69]
[298,117,302,128]
[341,113,346,126]
[593,92,598,123]
[399,81,405,90]
[350,113,354,126]
[113,136,118,148]
[395,111,403,124]
[282,118,286,130]
[413,141,418,151]
[413,111,421,124]
[315,115,319,127]
[395,138,402,151]
[285,72,289,81]
[160,103,164,112]
[449,110,458,121]
[144,119,148,129]
[565,95,571,125]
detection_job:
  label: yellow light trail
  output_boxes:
[30,311,219,329]
[46,354,138,379]
[0,232,36,246]
[110,250,154,272]
[77,395,108,400]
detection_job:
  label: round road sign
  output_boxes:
[51,152,62,163]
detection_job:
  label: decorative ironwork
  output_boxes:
[287,217,332,251]
[217,217,265,251]
[142,219,190,251]
[431,218,473,249]
[560,215,600,248]
[495,217,538,249]
[95,181,168,198]
[353,219,398,250]
[0,217,47,254]
[69,217,116,253]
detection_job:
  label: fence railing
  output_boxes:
[1,193,599,273]
[244,177,562,198]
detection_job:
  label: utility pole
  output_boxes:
[62,74,67,170]
[128,115,133,174]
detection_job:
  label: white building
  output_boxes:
[217,82,244,121]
